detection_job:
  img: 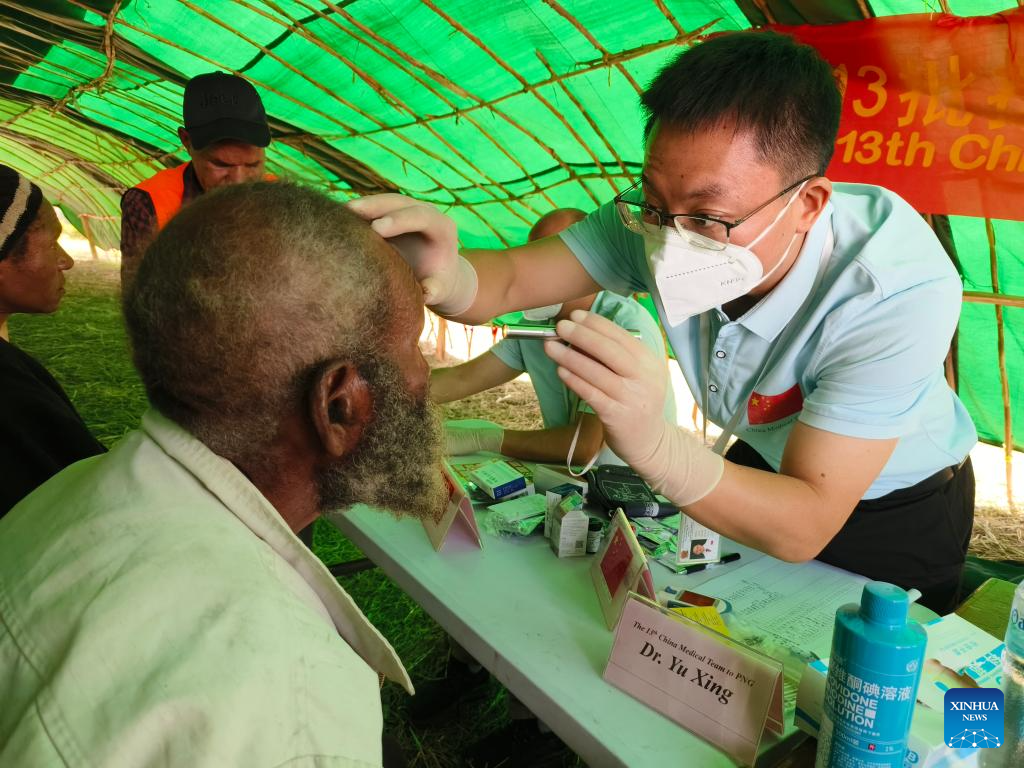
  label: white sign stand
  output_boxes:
[605,593,785,766]
[421,462,483,551]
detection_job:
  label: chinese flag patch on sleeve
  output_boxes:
[747,383,804,425]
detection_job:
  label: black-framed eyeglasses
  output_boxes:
[614,174,815,252]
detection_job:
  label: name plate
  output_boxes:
[604,594,784,766]
[421,462,483,551]
[590,509,656,629]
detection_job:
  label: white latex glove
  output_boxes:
[445,419,505,456]
[544,310,724,505]
[347,194,478,316]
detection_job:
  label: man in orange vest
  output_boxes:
[120,72,272,288]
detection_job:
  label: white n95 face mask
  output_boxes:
[522,303,563,321]
[644,183,806,327]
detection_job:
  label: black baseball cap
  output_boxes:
[182,72,271,150]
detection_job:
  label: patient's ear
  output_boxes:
[310,361,373,459]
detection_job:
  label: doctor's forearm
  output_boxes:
[429,367,477,404]
[447,249,518,324]
[499,418,604,464]
[451,244,602,324]
[681,463,845,563]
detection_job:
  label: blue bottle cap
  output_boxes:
[860,582,910,627]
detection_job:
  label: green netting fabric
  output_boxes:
[0,0,1020,449]
[954,218,1024,450]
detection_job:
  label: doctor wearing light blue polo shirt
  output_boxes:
[432,208,676,469]
[350,31,977,613]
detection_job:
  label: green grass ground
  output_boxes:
[9,261,579,768]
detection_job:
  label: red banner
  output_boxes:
[779,9,1024,220]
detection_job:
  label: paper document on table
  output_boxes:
[700,557,867,661]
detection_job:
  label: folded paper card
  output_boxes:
[421,462,483,551]
[590,509,656,629]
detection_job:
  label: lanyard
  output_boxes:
[565,298,621,477]
[700,222,835,456]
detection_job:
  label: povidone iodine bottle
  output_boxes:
[815,582,927,767]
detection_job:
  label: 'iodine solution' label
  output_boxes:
[815,652,920,767]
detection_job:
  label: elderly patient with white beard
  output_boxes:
[0,182,448,768]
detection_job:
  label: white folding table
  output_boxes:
[328,500,814,767]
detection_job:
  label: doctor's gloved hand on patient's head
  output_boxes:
[347,194,478,316]
[545,311,724,506]
[444,419,504,457]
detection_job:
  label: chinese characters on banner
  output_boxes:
[778,9,1023,220]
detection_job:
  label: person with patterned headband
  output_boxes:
[1,181,446,768]
[0,165,105,517]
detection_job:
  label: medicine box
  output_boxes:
[545,483,579,538]
[532,464,588,497]
[548,490,587,558]
[470,460,533,500]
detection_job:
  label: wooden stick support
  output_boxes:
[436,317,448,363]
[80,214,99,260]
[963,291,1024,309]
[985,218,1015,511]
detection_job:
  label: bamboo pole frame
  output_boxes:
[419,0,631,195]
[2,6,393,193]
[985,219,1016,510]
[535,50,632,179]
[19,0,718,225]
[0,147,119,245]
[63,3,510,244]
[653,0,686,35]
[542,0,644,96]
[855,0,873,19]
[52,0,122,112]
[963,292,1024,310]
[751,0,779,25]
[168,0,514,245]
[228,0,538,230]
[264,0,561,214]
[79,214,98,260]
[46,9,418,161]
[351,22,718,141]
[313,0,603,207]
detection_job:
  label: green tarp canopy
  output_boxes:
[0,0,1020,451]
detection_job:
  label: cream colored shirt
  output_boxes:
[0,410,411,767]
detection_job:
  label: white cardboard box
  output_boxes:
[546,488,587,558]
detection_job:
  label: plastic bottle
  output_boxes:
[814,582,927,768]
[980,581,1024,767]
[585,517,604,554]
